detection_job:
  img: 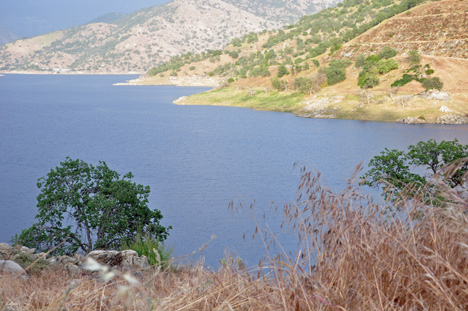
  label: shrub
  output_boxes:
[326,66,346,85]
[277,64,289,78]
[122,233,172,267]
[422,76,443,90]
[355,54,365,68]
[358,70,380,89]
[271,77,288,91]
[379,46,398,59]
[408,50,420,65]
[377,59,399,74]
[391,73,418,87]
[229,51,239,59]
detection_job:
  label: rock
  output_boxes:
[0,243,15,260]
[397,117,426,124]
[439,105,452,113]
[88,250,120,266]
[56,255,80,266]
[1,243,150,273]
[120,250,149,269]
[419,90,450,101]
[88,250,149,270]
[436,114,468,124]
[64,263,83,275]
[0,259,25,274]
[20,246,35,254]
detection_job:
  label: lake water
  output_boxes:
[1,74,467,268]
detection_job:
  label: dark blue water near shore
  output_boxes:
[1,74,467,267]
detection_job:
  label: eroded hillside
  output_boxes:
[338,0,468,59]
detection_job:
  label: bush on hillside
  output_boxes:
[422,76,443,91]
[379,46,398,59]
[326,66,346,85]
[277,64,290,78]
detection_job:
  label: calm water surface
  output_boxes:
[1,74,467,267]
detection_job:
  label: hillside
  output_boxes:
[137,0,468,124]
[0,0,337,74]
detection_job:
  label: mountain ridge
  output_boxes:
[0,0,337,74]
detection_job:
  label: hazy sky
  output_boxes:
[0,0,171,38]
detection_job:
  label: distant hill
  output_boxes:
[138,0,468,124]
[87,12,127,25]
[0,0,338,74]
[0,27,18,46]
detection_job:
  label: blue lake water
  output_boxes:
[1,74,467,267]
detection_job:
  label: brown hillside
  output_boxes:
[338,0,468,59]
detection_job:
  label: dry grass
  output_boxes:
[1,164,468,310]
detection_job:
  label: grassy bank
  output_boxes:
[2,166,468,310]
[175,87,306,114]
[174,83,468,124]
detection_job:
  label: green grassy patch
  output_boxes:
[181,87,306,113]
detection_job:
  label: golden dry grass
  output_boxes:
[1,164,468,310]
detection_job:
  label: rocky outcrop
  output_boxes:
[0,243,150,276]
[419,90,451,101]
[88,250,149,270]
[397,117,426,124]
[436,114,468,125]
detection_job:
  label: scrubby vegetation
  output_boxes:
[146,0,426,86]
[391,50,444,91]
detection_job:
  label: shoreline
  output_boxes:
[171,85,468,125]
[3,71,467,125]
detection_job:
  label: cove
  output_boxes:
[1,74,467,267]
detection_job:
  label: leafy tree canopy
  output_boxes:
[12,158,171,255]
[362,139,468,201]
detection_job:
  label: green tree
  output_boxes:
[355,54,365,68]
[379,46,397,59]
[362,139,468,201]
[421,77,443,91]
[408,50,420,65]
[271,77,288,91]
[12,158,170,255]
[326,66,346,85]
[358,67,380,89]
[277,64,290,78]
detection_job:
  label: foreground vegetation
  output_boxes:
[2,146,467,310]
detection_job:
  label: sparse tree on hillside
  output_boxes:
[355,54,366,68]
[408,50,421,66]
[379,46,398,59]
[422,77,443,91]
[277,64,290,78]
